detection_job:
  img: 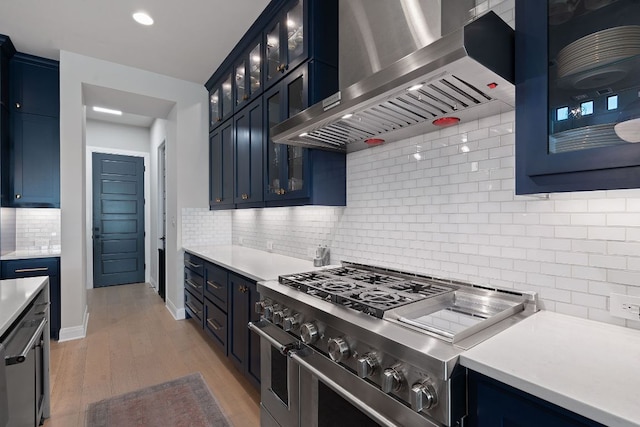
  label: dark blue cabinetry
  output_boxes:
[235,98,264,207]
[4,53,59,207]
[515,0,640,194]
[1,257,61,341]
[205,0,344,209]
[184,251,259,389]
[228,272,260,389]
[468,370,604,427]
[264,61,344,207]
[209,119,234,209]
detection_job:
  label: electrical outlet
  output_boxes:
[610,293,640,320]
[267,241,274,251]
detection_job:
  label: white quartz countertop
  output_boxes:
[460,311,640,427]
[183,245,332,281]
[1,248,61,260]
[0,276,49,337]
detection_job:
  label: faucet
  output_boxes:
[313,245,330,267]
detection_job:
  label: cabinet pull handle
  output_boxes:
[277,189,286,195]
[15,267,49,273]
[186,303,202,317]
[207,319,223,331]
[241,193,249,200]
[15,194,22,199]
[207,280,221,290]
[15,102,21,109]
[186,279,202,290]
[186,261,201,268]
[215,198,222,203]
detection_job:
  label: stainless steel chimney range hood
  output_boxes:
[272,9,515,153]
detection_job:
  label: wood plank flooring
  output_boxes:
[44,283,260,427]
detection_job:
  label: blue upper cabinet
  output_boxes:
[264,61,345,207]
[205,0,344,209]
[209,69,233,132]
[264,0,307,89]
[9,54,59,117]
[5,53,59,208]
[209,119,234,209]
[516,0,640,194]
[234,37,263,111]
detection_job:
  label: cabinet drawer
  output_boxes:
[205,299,227,352]
[184,269,204,301]
[205,263,227,309]
[1,257,58,278]
[184,253,205,276]
[184,290,203,324]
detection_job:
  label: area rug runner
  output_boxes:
[86,372,231,427]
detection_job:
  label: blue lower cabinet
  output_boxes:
[228,273,260,389]
[184,252,259,389]
[1,257,61,340]
[468,370,605,427]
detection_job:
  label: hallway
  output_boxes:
[45,283,260,426]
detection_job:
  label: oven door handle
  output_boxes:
[248,320,299,355]
[5,317,47,366]
[290,350,401,427]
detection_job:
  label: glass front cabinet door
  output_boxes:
[235,38,262,110]
[209,71,234,132]
[264,64,309,203]
[516,0,640,194]
[265,0,307,89]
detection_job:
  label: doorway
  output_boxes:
[158,142,167,300]
[92,152,145,287]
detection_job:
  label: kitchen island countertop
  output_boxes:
[0,276,49,337]
[460,310,640,427]
[183,245,334,282]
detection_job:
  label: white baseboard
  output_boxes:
[166,298,186,320]
[58,307,90,342]
[148,278,157,290]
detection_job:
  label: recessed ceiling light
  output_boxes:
[133,12,154,26]
[93,106,123,116]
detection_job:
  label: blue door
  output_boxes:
[92,153,145,287]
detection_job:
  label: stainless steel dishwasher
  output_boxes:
[2,287,50,427]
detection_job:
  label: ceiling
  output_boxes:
[0,0,271,126]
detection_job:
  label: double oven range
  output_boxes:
[250,262,537,427]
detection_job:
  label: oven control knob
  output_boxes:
[356,353,379,378]
[300,322,319,344]
[382,367,404,393]
[254,301,266,315]
[410,380,438,412]
[327,337,350,363]
[283,313,302,332]
[263,305,279,321]
[273,309,289,326]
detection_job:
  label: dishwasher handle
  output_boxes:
[5,317,47,366]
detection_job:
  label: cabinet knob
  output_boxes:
[15,194,21,199]
[277,189,286,195]
[243,94,249,101]
[215,198,222,202]
[15,102,21,109]
[277,64,288,73]
[241,193,249,200]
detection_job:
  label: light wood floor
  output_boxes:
[44,283,260,427]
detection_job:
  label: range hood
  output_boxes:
[271,4,515,153]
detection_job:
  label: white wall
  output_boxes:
[59,51,208,340]
[86,120,151,153]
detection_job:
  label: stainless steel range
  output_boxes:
[250,262,537,427]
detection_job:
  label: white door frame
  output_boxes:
[85,146,151,289]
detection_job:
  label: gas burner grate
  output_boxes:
[278,265,458,318]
